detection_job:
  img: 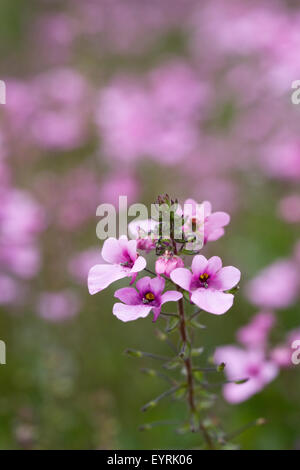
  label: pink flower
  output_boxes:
[170,255,241,315]
[246,259,299,309]
[236,311,276,349]
[68,248,101,284]
[182,199,230,244]
[155,253,184,278]
[214,346,278,404]
[113,276,182,322]
[88,236,146,295]
[37,290,80,322]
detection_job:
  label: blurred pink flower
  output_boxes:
[261,141,300,181]
[37,290,80,322]
[96,61,207,164]
[214,346,278,404]
[246,259,299,309]
[0,275,23,305]
[68,248,102,284]
[236,311,276,349]
[99,173,140,206]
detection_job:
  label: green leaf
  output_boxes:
[234,378,249,384]
[189,318,206,329]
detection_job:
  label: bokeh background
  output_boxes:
[0,0,300,450]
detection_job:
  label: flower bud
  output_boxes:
[155,252,184,277]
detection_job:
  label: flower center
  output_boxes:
[247,364,260,377]
[143,292,155,303]
[199,272,209,288]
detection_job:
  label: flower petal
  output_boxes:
[136,276,151,294]
[152,306,162,322]
[205,228,224,242]
[101,238,123,264]
[149,276,165,296]
[191,289,234,315]
[114,287,140,305]
[203,200,212,216]
[207,256,222,276]
[88,264,126,294]
[161,290,183,304]
[191,255,208,276]
[170,268,192,291]
[131,255,146,273]
[223,380,262,404]
[113,303,152,322]
[126,239,138,261]
[207,211,230,228]
[214,266,241,290]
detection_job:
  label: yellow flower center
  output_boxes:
[145,292,155,301]
[199,273,209,281]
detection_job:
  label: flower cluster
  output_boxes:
[88,195,242,449]
[88,197,240,322]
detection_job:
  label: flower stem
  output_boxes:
[177,295,195,413]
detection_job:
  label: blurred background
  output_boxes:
[0,0,300,450]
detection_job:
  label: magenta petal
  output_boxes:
[191,255,208,276]
[131,255,146,273]
[129,272,138,285]
[215,266,241,290]
[149,276,165,296]
[113,303,152,322]
[170,268,192,291]
[114,287,140,305]
[88,264,126,294]
[152,307,162,322]
[136,276,151,293]
[161,290,182,304]
[101,238,123,264]
[191,289,234,315]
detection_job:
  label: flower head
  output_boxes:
[113,276,182,322]
[246,259,299,309]
[88,236,146,295]
[236,311,276,349]
[182,199,230,244]
[214,346,278,403]
[171,255,240,315]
